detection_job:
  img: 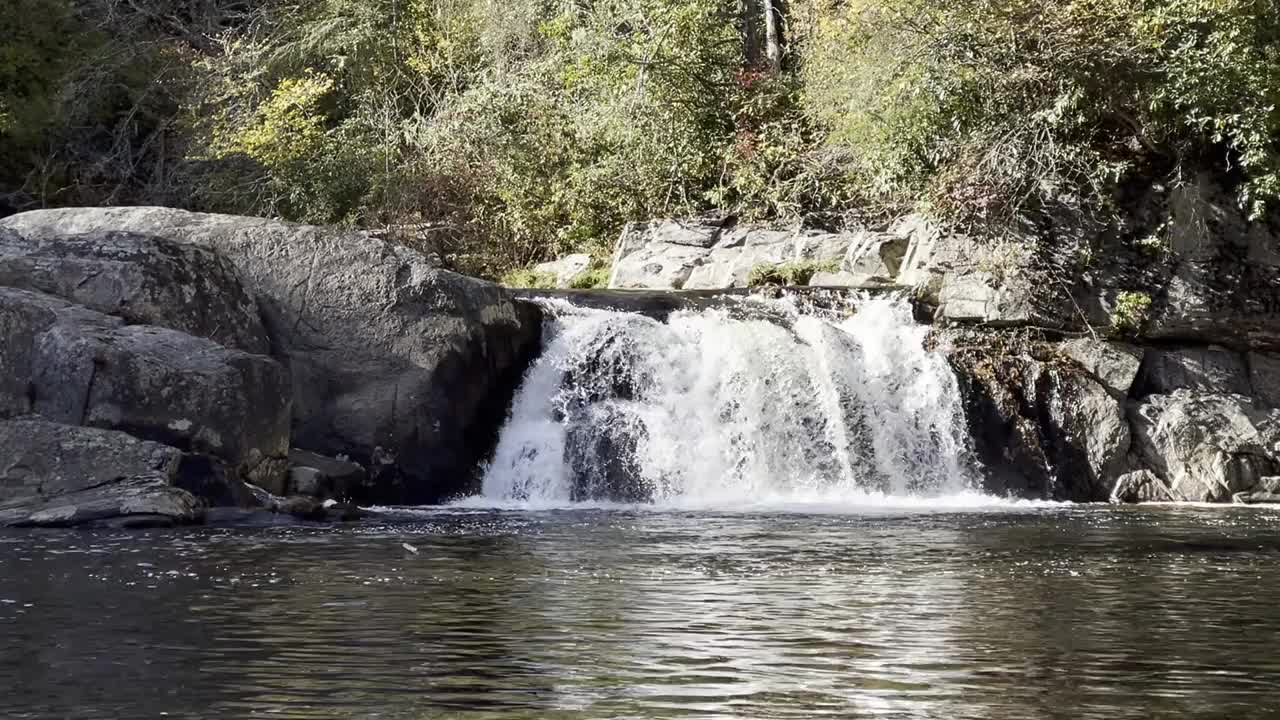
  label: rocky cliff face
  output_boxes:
[0,208,543,525]
[602,174,1280,503]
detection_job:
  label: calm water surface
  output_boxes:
[3,503,1280,719]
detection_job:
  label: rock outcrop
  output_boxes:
[1129,391,1280,502]
[608,175,1280,348]
[0,227,269,353]
[0,207,544,524]
[605,173,1280,504]
[0,286,291,495]
[944,328,1280,503]
[943,332,1131,501]
[606,215,1045,325]
[1,207,543,505]
[609,217,890,291]
[0,418,202,527]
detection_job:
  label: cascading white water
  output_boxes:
[479,294,977,506]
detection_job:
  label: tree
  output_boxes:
[763,0,782,73]
[740,0,762,66]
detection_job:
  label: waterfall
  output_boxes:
[478,294,977,506]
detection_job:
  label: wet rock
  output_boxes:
[564,404,648,503]
[0,418,201,527]
[1,207,544,504]
[1233,489,1280,505]
[326,500,365,522]
[244,482,279,508]
[1231,476,1280,504]
[0,228,268,353]
[1128,391,1280,502]
[1110,469,1173,504]
[289,466,324,498]
[174,454,261,508]
[274,495,328,521]
[288,449,367,500]
[0,288,291,493]
[271,495,363,522]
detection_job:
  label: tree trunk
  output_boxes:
[741,0,763,68]
[763,0,782,73]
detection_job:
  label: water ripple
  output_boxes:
[3,506,1280,719]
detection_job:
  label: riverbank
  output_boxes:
[0,180,1277,525]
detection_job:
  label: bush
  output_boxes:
[568,266,611,290]
[747,259,839,287]
[802,0,1280,222]
[1111,290,1153,334]
[0,0,196,211]
[499,268,557,289]
[5,0,1278,277]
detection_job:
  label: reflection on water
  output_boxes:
[4,505,1280,719]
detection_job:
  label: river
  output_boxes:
[4,502,1280,719]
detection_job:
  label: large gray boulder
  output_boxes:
[0,418,201,527]
[0,287,291,494]
[1,207,542,504]
[287,449,368,500]
[1110,469,1173,503]
[0,227,268,354]
[1129,391,1280,502]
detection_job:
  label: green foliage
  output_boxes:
[1140,0,1280,219]
[499,268,557,289]
[568,266,611,289]
[0,0,80,143]
[747,259,839,287]
[802,0,1280,222]
[4,0,1279,279]
[1111,290,1153,333]
[0,0,207,210]
[0,0,91,198]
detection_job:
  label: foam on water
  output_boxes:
[471,293,990,509]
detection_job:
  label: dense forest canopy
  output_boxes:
[2,0,1277,279]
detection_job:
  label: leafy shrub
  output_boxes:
[499,268,557,289]
[747,259,839,287]
[802,0,1280,222]
[1111,290,1153,334]
[6,0,1279,279]
[568,266,611,290]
